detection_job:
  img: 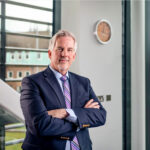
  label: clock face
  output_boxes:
[95,20,112,44]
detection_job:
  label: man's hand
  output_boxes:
[84,99,100,109]
[47,109,69,119]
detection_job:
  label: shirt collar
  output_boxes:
[49,65,69,79]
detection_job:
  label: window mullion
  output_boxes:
[0,1,6,81]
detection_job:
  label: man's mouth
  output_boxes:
[59,59,69,62]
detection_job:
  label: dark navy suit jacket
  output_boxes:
[20,67,106,150]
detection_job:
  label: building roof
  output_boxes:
[0,105,21,126]
[0,79,24,125]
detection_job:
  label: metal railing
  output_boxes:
[5,123,25,130]
[0,123,25,150]
[5,138,24,146]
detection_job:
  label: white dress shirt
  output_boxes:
[49,66,77,150]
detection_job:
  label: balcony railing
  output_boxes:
[0,123,25,150]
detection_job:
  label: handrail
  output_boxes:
[0,123,25,150]
[5,138,24,146]
[5,123,24,130]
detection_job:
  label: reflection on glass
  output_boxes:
[12,0,53,9]
[6,34,49,49]
[6,4,52,23]
[6,20,52,36]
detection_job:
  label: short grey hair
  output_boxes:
[48,30,77,52]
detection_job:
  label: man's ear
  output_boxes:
[73,52,76,61]
[48,50,52,59]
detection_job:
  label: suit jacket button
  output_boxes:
[60,136,70,140]
[82,124,90,128]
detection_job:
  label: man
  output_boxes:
[20,30,106,150]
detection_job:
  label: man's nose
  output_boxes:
[61,50,68,56]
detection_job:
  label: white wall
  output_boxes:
[61,0,122,150]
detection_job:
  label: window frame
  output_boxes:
[7,71,13,78]
[146,1,150,150]
[25,71,30,76]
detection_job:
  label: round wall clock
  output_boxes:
[95,19,112,44]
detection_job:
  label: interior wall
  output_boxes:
[61,0,122,150]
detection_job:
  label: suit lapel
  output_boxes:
[69,72,78,108]
[43,67,66,108]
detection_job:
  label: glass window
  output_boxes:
[11,53,15,59]
[1,0,55,93]
[8,71,13,78]
[0,0,57,148]
[26,53,29,59]
[25,71,30,76]
[6,4,52,23]
[17,71,22,78]
[6,20,52,36]
[12,0,53,9]
[6,34,49,49]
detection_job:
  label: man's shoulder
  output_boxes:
[69,72,90,82]
[22,68,47,82]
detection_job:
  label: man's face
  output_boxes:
[48,36,76,75]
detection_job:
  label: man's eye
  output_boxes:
[57,48,63,51]
[68,49,73,52]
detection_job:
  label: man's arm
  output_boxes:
[84,99,100,109]
[47,99,100,119]
[47,98,100,126]
[48,109,69,119]
[47,78,106,129]
[20,77,77,138]
[73,81,106,129]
